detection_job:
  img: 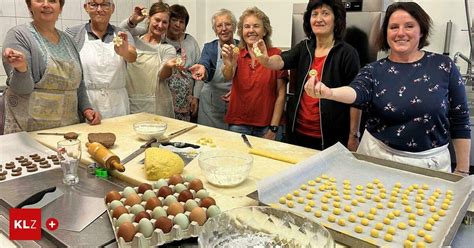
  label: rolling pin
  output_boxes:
[85,142,125,172]
[249,148,298,164]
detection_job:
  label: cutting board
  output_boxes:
[30,113,318,211]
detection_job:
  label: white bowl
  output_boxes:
[133,121,167,141]
[198,149,253,187]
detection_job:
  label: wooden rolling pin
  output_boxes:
[86,142,125,172]
[249,148,298,164]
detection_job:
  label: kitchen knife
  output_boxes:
[159,124,198,143]
[121,138,157,165]
[161,141,200,149]
[241,134,253,148]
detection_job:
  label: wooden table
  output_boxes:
[30,113,317,211]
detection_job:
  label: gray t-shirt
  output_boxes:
[65,22,135,51]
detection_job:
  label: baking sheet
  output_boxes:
[0,132,58,183]
[257,143,473,247]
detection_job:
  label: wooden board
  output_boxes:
[29,113,318,211]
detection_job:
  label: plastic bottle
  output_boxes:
[85,142,125,172]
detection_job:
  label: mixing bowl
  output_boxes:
[198,149,253,187]
[133,121,167,141]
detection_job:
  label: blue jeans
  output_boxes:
[229,124,284,141]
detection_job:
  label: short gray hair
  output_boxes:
[84,0,114,4]
[211,9,237,33]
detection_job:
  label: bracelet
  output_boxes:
[454,169,470,174]
[128,17,136,28]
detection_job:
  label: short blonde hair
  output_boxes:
[237,7,273,48]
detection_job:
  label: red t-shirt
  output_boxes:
[225,48,289,126]
[295,55,326,137]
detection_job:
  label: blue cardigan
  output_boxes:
[199,39,239,81]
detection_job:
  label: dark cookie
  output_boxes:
[21,161,32,166]
[39,164,51,169]
[0,175,6,181]
[53,161,60,165]
[29,154,38,158]
[26,164,37,170]
[27,167,38,172]
[12,167,22,172]
[5,164,15,169]
[15,156,24,160]
[11,171,22,176]
[0,170,7,176]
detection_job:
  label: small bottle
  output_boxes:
[85,142,125,172]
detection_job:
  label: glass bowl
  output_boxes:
[133,121,167,141]
[198,149,253,187]
[198,206,335,248]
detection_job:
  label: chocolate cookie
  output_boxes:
[11,171,21,176]
[27,167,38,172]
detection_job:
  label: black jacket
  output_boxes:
[281,38,360,149]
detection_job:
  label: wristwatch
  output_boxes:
[269,125,279,133]
[351,131,361,139]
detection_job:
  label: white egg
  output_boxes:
[173,213,189,229]
[115,213,133,227]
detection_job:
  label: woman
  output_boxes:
[255,0,361,151]
[2,0,100,134]
[306,2,471,175]
[221,7,287,141]
[189,9,239,129]
[121,2,178,116]
[67,0,137,119]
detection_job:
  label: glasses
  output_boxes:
[87,2,112,10]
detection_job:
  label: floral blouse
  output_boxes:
[351,52,471,152]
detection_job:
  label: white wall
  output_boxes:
[1,0,472,87]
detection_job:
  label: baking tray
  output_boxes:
[256,143,473,248]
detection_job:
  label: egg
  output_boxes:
[112,206,128,219]
[152,207,167,219]
[124,193,142,206]
[109,200,124,210]
[184,174,195,182]
[155,216,173,233]
[106,190,122,203]
[167,202,184,216]
[145,197,162,210]
[164,195,178,206]
[122,187,136,198]
[142,190,157,201]
[168,174,184,185]
[200,197,216,208]
[117,222,136,242]
[189,207,207,225]
[185,199,199,212]
[153,179,168,189]
[173,183,187,193]
[178,190,194,203]
[196,189,209,199]
[134,211,151,223]
[137,218,154,238]
[130,204,145,215]
[173,213,189,229]
[158,186,173,198]
[188,179,204,192]
[138,183,153,194]
[206,205,221,218]
[115,214,133,227]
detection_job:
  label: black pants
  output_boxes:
[288,131,323,150]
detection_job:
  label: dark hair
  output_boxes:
[377,2,432,51]
[237,7,273,48]
[149,1,170,18]
[169,4,189,28]
[26,0,65,8]
[303,0,346,40]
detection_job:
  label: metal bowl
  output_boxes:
[198,206,335,248]
[133,121,167,141]
[198,149,253,187]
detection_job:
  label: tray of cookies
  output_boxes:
[258,143,473,248]
[105,174,222,247]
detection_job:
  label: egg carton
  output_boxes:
[105,178,221,248]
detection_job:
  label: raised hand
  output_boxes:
[304,75,332,99]
[114,31,129,56]
[3,48,27,72]
[221,44,238,67]
[129,5,147,26]
[253,39,269,66]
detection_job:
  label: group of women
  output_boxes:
[1,0,471,176]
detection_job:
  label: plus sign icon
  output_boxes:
[9,208,41,240]
[46,218,59,231]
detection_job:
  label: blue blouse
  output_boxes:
[351,52,471,152]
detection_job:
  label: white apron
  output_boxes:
[357,130,451,172]
[126,41,173,117]
[79,32,129,119]
[197,44,231,129]
[4,24,81,134]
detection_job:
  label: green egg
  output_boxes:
[109,200,123,210]
[196,189,209,199]
[174,183,187,193]
[152,207,167,219]
[184,199,199,212]
[164,195,178,206]
[130,204,145,215]
[137,218,154,238]
[115,213,133,227]
[173,213,189,229]
[206,205,221,218]
[122,187,136,198]
[142,190,156,201]
[153,179,168,189]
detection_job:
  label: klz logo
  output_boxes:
[9,208,41,240]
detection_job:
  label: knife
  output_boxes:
[121,138,157,165]
[241,134,253,148]
[161,141,200,149]
[159,125,198,143]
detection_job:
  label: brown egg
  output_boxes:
[137,183,153,194]
[167,202,184,216]
[188,179,204,192]
[200,197,216,208]
[124,193,142,206]
[134,211,151,223]
[178,190,194,203]
[155,216,173,233]
[145,197,162,210]
[117,222,136,242]
[168,174,184,185]
[189,207,207,225]
[105,190,122,203]
[158,186,173,198]
[112,206,129,219]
